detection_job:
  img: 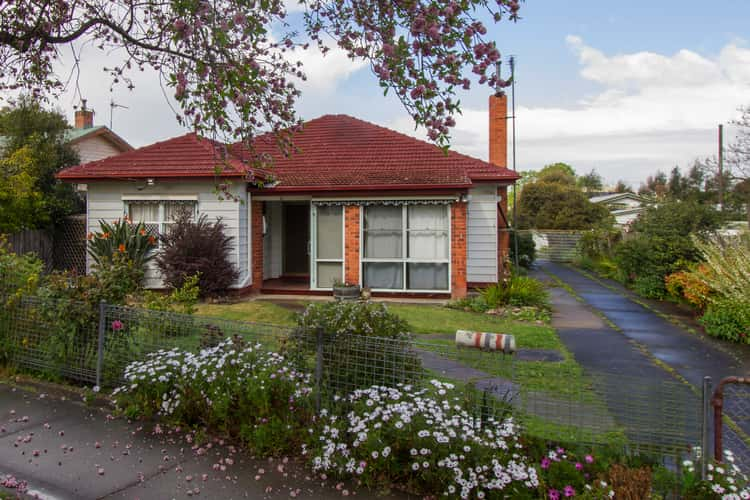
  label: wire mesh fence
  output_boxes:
[0,295,716,464]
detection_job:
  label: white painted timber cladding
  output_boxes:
[72,136,124,164]
[86,181,246,289]
[466,184,498,283]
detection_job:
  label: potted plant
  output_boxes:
[332,279,360,301]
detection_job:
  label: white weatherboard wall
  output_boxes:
[86,180,249,289]
[466,184,498,283]
[72,136,124,164]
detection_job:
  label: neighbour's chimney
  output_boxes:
[488,91,508,168]
[75,99,94,129]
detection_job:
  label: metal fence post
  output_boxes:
[315,328,323,413]
[701,376,712,479]
[95,300,106,389]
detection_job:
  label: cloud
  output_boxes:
[288,43,368,94]
[391,37,750,185]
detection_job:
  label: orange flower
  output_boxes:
[102,232,111,239]
[87,232,94,241]
[148,236,156,245]
[118,244,126,253]
[139,228,146,236]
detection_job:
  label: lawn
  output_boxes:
[195,298,618,445]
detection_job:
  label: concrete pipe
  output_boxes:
[455,330,516,354]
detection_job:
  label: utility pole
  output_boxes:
[718,124,724,211]
[509,56,519,270]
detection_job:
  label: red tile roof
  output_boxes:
[57,133,250,181]
[58,114,519,190]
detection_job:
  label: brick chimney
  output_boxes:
[74,99,94,129]
[488,92,508,167]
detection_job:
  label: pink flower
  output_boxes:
[575,462,583,470]
[111,320,123,331]
[541,457,551,469]
[584,454,594,464]
[548,489,560,500]
[564,485,576,497]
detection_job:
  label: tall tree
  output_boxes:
[0,0,521,151]
[577,168,603,193]
[726,104,750,225]
[0,97,81,230]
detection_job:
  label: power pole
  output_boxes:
[718,124,724,211]
[510,56,519,270]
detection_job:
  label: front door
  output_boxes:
[283,204,310,276]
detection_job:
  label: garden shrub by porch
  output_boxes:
[156,211,239,297]
[510,231,536,269]
[480,275,549,309]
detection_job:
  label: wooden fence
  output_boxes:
[3,215,87,274]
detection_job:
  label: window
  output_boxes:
[362,204,449,291]
[126,200,197,235]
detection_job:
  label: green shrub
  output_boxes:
[510,231,536,268]
[632,274,667,299]
[87,218,157,269]
[156,211,238,297]
[613,201,720,296]
[0,236,42,298]
[113,337,314,455]
[690,234,750,304]
[292,301,420,391]
[140,273,200,315]
[480,275,548,309]
[700,298,750,343]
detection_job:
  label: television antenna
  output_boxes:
[109,99,129,129]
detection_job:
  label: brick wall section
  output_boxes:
[498,185,510,279]
[344,205,361,285]
[451,202,468,298]
[489,94,508,168]
[250,200,264,291]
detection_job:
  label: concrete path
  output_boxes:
[537,261,750,465]
[0,383,411,500]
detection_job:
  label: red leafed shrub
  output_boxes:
[156,210,238,297]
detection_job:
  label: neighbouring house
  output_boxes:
[66,100,133,164]
[589,192,649,227]
[57,93,517,298]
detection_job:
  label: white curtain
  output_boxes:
[364,262,403,289]
[316,206,342,259]
[407,205,448,259]
[164,201,195,223]
[129,203,159,223]
[364,206,402,258]
[408,263,448,290]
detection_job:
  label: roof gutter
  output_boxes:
[248,182,473,194]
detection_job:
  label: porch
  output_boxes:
[252,197,466,298]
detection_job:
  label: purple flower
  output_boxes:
[584,454,594,464]
[548,489,560,500]
[575,462,583,471]
[111,320,123,331]
[541,457,551,469]
[564,485,576,497]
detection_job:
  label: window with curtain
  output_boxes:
[314,205,343,288]
[127,200,197,235]
[362,204,449,291]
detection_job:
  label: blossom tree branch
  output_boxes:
[1,0,521,153]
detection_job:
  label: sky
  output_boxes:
[17,0,750,188]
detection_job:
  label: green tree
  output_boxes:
[537,162,577,185]
[0,97,81,230]
[516,181,612,230]
[613,180,632,193]
[577,169,604,192]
